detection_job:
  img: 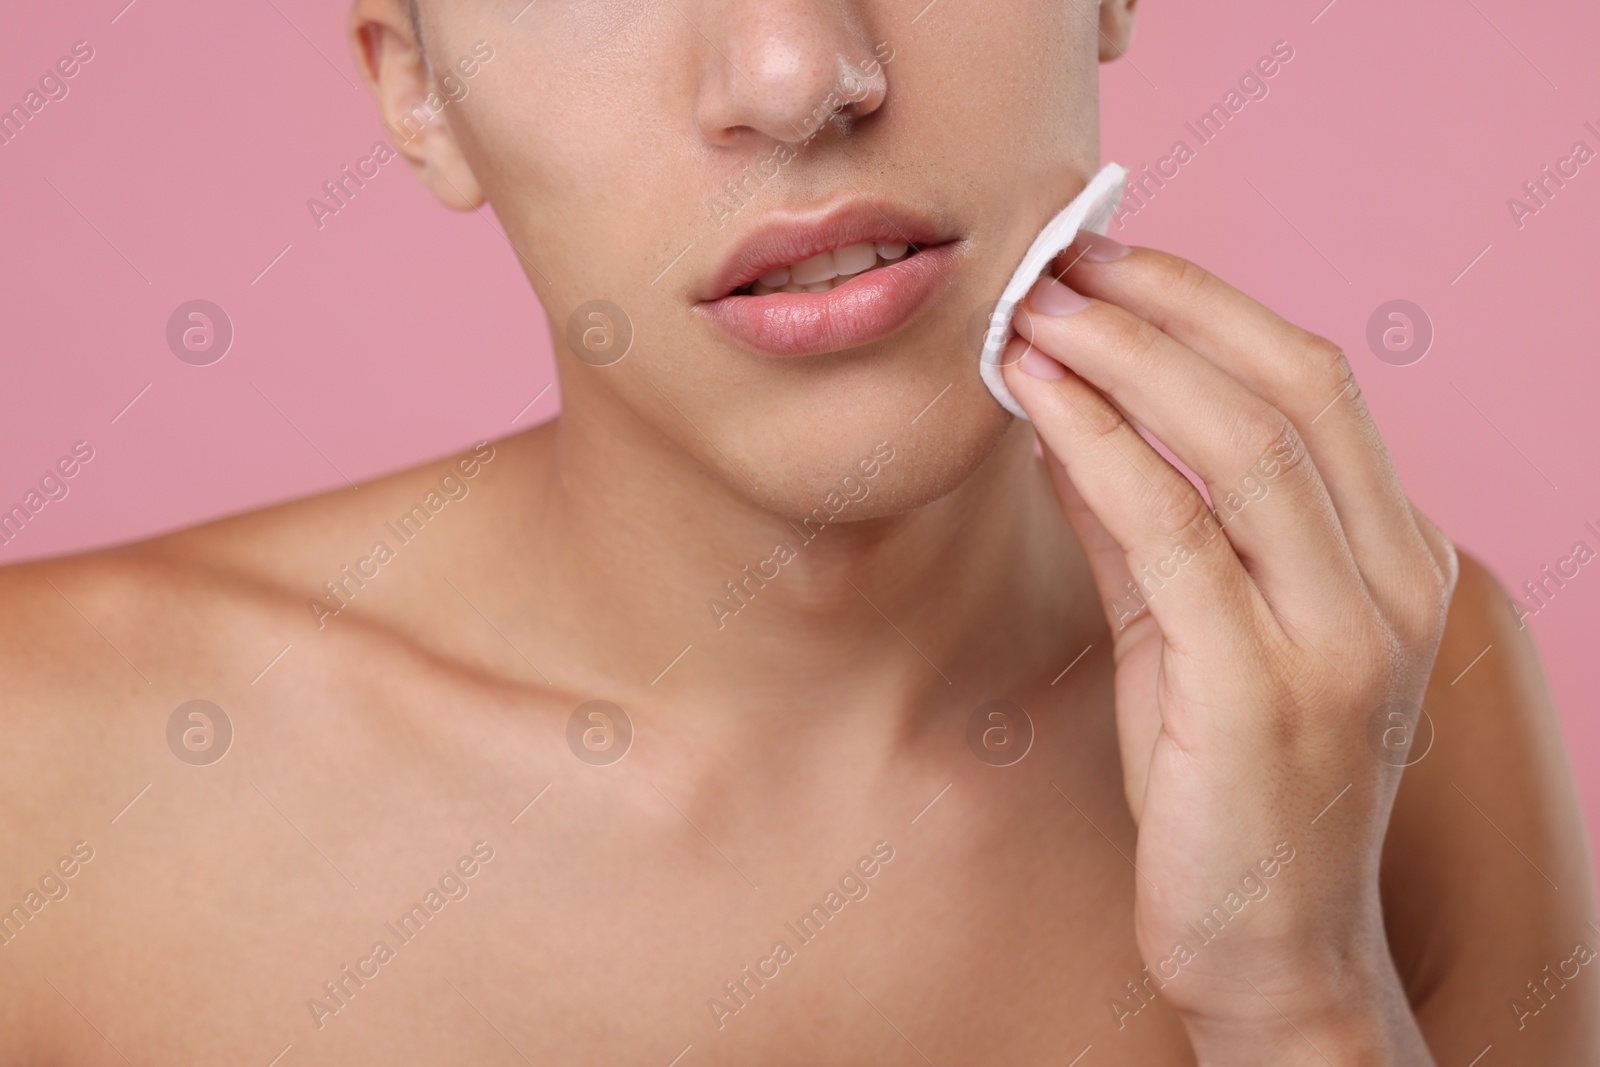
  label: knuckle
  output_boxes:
[1234,407,1298,467]
[1374,510,1460,646]
[1145,250,1215,305]
[1071,380,1127,439]
[1097,307,1165,368]
[1435,536,1461,599]
[1412,506,1461,598]
[1239,410,1312,488]
[1293,329,1356,394]
[1145,475,1213,543]
[1397,549,1457,642]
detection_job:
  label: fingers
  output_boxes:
[1059,238,1442,631]
[1410,505,1460,592]
[1040,450,1166,813]
[1039,439,1147,638]
[1009,277,1366,628]
[999,336,1263,656]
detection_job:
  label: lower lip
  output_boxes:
[697,243,959,357]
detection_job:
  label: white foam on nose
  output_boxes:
[978,163,1129,419]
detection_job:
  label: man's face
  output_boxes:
[378,0,1127,517]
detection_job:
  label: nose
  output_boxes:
[692,1,888,148]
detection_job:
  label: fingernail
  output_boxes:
[1076,232,1129,263]
[1019,345,1067,379]
[1027,276,1091,317]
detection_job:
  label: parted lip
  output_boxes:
[697,201,956,301]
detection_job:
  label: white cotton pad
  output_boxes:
[979,162,1129,419]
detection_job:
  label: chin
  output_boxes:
[723,372,1020,525]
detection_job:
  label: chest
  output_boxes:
[37,684,1196,1065]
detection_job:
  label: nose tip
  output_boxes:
[696,16,888,148]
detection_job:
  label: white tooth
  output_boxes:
[781,282,806,293]
[790,251,839,285]
[752,282,776,296]
[875,241,909,261]
[803,282,832,293]
[758,266,790,287]
[834,242,878,276]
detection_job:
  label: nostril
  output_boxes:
[830,55,887,121]
[837,58,882,102]
[790,60,886,143]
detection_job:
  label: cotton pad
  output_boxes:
[979,163,1129,419]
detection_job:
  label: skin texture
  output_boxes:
[1,1,1596,1064]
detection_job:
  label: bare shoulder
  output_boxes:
[0,430,531,674]
[119,434,519,607]
[1383,551,1599,1060]
[0,432,535,1053]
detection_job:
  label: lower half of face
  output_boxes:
[445,0,1103,519]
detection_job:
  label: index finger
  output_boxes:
[1057,237,1445,622]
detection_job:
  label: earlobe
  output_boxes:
[347,0,485,211]
[422,123,486,210]
[1097,0,1138,62]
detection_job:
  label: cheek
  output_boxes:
[956,14,1101,165]
[455,83,660,301]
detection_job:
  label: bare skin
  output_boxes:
[0,420,1594,1065]
[2,0,1596,1063]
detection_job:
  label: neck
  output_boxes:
[493,391,1097,725]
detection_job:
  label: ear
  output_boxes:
[347,0,484,211]
[1098,0,1139,62]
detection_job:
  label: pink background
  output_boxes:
[2,2,1597,868]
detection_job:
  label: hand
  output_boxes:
[1000,233,1458,1065]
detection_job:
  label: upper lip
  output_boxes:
[698,200,955,301]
